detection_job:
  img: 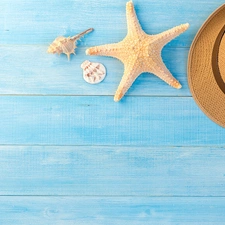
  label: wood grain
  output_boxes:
[1,0,224,46]
[0,146,225,196]
[0,197,224,224]
[1,0,225,223]
[0,96,224,146]
[0,46,189,95]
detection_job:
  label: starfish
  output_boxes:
[86,1,189,102]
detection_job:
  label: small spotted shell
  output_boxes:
[81,60,106,84]
[47,28,93,60]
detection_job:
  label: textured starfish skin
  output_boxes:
[86,1,189,102]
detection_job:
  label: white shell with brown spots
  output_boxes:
[81,60,106,84]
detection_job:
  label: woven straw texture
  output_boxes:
[188,4,225,127]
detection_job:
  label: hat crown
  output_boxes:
[212,24,225,93]
[218,33,225,83]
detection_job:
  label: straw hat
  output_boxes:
[188,4,225,127]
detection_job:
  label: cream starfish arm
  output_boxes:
[86,42,124,61]
[126,1,145,37]
[154,23,189,47]
[86,1,189,101]
[114,63,141,102]
[147,59,182,89]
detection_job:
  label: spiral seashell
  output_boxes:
[81,60,106,84]
[47,28,93,60]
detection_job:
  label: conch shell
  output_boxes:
[47,28,93,60]
[81,60,106,84]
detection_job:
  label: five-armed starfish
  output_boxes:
[86,1,189,102]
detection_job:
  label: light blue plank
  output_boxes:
[0,197,224,224]
[1,0,223,46]
[0,46,189,95]
[0,146,225,196]
[0,96,224,145]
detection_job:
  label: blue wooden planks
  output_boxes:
[0,197,225,224]
[0,46,189,96]
[0,0,225,223]
[0,96,224,145]
[0,146,225,196]
[0,0,224,46]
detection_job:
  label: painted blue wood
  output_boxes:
[0,46,189,95]
[0,96,224,146]
[0,197,224,224]
[0,146,224,196]
[0,0,225,223]
[1,0,224,46]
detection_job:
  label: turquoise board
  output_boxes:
[0,0,225,224]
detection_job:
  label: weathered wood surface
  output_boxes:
[0,146,225,196]
[0,0,224,46]
[0,96,224,145]
[0,46,189,96]
[0,197,225,224]
[0,0,225,223]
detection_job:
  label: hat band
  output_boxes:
[212,24,225,94]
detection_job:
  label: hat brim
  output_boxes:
[188,4,225,127]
